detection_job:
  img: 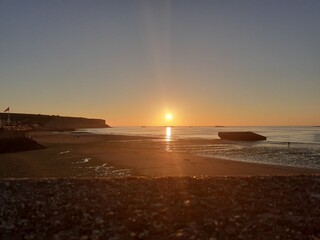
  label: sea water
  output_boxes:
[77,126,320,169]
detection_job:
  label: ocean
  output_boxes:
[77,126,320,170]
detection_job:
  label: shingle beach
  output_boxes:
[1,176,319,240]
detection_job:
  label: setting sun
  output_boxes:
[165,113,172,121]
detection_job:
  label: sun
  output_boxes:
[165,113,172,121]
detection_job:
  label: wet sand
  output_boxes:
[0,132,318,178]
[0,133,320,178]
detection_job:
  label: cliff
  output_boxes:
[0,113,109,130]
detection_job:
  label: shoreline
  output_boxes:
[1,132,319,239]
[0,132,318,178]
[76,126,320,145]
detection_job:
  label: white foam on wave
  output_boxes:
[75,157,92,164]
[58,151,70,155]
[196,142,320,169]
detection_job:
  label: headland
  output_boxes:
[0,112,109,130]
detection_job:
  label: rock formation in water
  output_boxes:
[218,131,267,141]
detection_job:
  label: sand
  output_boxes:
[1,132,319,239]
[0,132,318,178]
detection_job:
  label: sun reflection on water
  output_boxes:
[166,127,171,142]
[165,127,172,152]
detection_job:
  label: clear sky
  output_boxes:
[1,0,319,126]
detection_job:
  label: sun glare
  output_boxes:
[166,126,171,141]
[165,113,172,121]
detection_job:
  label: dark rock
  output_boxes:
[0,137,45,153]
[218,132,267,141]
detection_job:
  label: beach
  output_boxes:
[1,176,319,239]
[1,132,319,239]
[0,132,319,178]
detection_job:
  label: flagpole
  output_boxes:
[3,107,10,127]
[7,109,10,126]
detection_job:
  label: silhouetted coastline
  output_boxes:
[0,112,109,130]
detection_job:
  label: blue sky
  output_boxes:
[1,0,319,126]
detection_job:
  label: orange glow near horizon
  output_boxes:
[85,103,319,127]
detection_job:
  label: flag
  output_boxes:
[4,107,9,112]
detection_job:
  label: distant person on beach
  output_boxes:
[288,142,290,149]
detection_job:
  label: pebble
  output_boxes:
[0,176,319,240]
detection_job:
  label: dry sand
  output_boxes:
[0,132,318,178]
